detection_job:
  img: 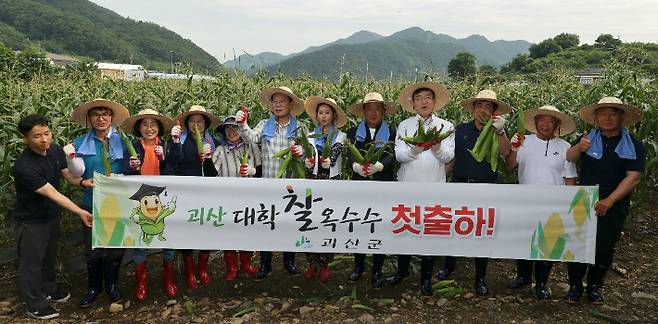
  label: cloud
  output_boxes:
[90,0,658,62]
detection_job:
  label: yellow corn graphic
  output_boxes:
[572,194,588,241]
[99,195,121,245]
[123,236,134,247]
[564,250,574,261]
[542,213,565,256]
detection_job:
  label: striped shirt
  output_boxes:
[239,119,296,178]
[211,143,262,177]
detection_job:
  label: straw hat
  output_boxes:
[348,92,397,117]
[259,86,305,116]
[398,81,450,113]
[459,90,513,115]
[121,108,174,137]
[524,105,576,136]
[304,96,348,128]
[579,96,643,126]
[71,98,130,127]
[174,105,221,130]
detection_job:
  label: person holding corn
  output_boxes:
[206,116,262,281]
[390,81,455,296]
[120,108,179,301]
[435,90,511,297]
[66,98,133,307]
[345,92,398,288]
[301,96,348,282]
[565,97,645,304]
[235,86,306,280]
[505,105,578,300]
[166,105,221,289]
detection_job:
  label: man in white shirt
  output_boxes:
[506,105,578,300]
[387,81,455,296]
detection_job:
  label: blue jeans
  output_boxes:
[133,249,176,264]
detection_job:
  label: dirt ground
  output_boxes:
[0,193,656,323]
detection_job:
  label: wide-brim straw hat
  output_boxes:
[348,92,397,117]
[259,86,305,116]
[121,108,174,136]
[579,96,643,126]
[524,105,576,136]
[175,105,221,130]
[304,96,348,128]
[72,98,130,127]
[398,81,450,113]
[460,90,513,115]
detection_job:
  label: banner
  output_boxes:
[92,173,598,263]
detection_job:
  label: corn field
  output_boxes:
[0,63,656,226]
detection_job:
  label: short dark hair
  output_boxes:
[474,100,498,111]
[412,87,435,99]
[132,118,165,137]
[184,114,211,130]
[18,114,49,136]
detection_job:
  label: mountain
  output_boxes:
[267,27,531,79]
[0,0,219,72]
[223,30,383,70]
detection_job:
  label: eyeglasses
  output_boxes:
[89,111,113,119]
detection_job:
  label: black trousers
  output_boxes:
[14,217,60,310]
[568,205,628,286]
[442,256,489,279]
[516,259,553,284]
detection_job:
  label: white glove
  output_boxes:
[369,161,384,175]
[235,110,248,125]
[239,164,256,177]
[64,143,86,177]
[171,125,182,143]
[320,156,331,169]
[129,156,141,170]
[410,145,425,157]
[430,141,442,154]
[154,145,164,160]
[203,143,213,158]
[511,133,524,152]
[63,143,76,159]
[291,145,304,158]
[352,163,367,177]
[304,156,315,169]
[492,114,507,133]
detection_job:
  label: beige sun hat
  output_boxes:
[579,96,643,126]
[71,98,130,127]
[459,90,513,115]
[121,108,174,137]
[348,92,397,117]
[259,86,305,116]
[524,105,576,136]
[304,96,348,128]
[398,81,450,113]
[175,105,221,130]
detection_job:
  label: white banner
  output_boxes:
[92,173,598,263]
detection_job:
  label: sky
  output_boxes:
[90,0,658,63]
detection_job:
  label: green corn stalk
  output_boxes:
[321,128,335,158]
[193,126,204,163]
[102,141,112,176]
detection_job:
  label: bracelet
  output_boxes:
[79,178,86,187]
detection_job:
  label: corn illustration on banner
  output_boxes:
[92,173,598,264]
